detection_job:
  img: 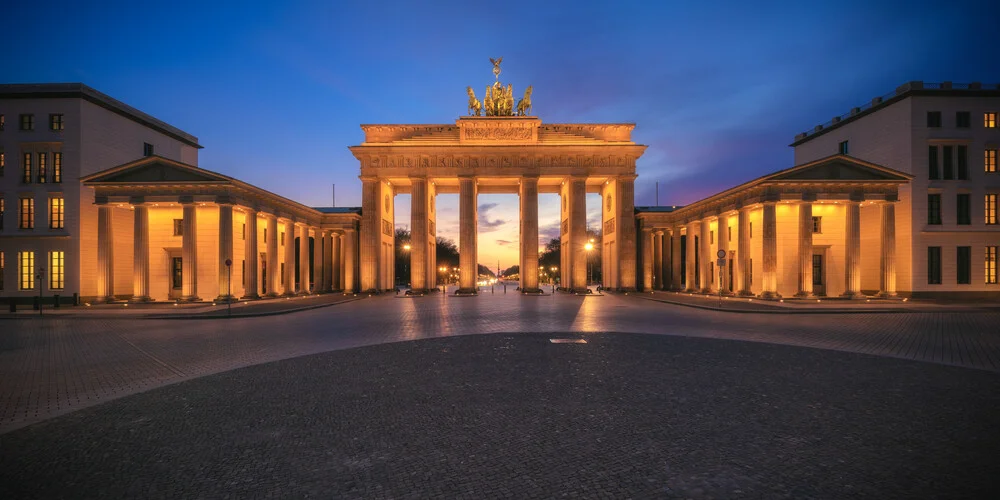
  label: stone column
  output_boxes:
[569,176,588,292]
[843,198,862,298]
[879,202,897,297]
[324,231,333,292]
[761,202,777,298]
[344,228,357,292]
[718,213,730,294]
[331,232,341,291]
[181,199,200,301]
[410,177,428,293]
[217,202,234,300]
[360,177,379,293]
[283,221,295,295]
[243,209,259,299]
[641,226,654,291]
[132,201,151,301]
[313,228,324,292]
[265,214,279,296]
[670,228,682,290]
[700,220,713,293]
[299,224,311,293]
[685,221,697,291]
[796,201,813,297]
[520,175,540,293]
[458,176,478,294]
[737,207,752,296]
[96,202,115,302]
[617,175,638,291]
[653,231,663,290]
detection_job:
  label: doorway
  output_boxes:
[812,251,826,296]
[168,250,182,299]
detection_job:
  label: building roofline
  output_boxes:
[0,83,203,149]
[790,81,1000,147]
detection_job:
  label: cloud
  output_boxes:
[478,203,507,233]
[539,220,562,243]
[495,239,512,246]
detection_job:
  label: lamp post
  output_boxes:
[225,258,232,317]
[402,243,411,291]
[37,267,46,316]
[439,266,447,293]
[585,240,594,289]
[550,266,558,293]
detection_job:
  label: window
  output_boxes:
[19,114,34,131]
[927,247,942,284]
[928,146,939,179]
[49,251,64,289]
[927,194,941,225]
[710,230,714,245]
[172,257,183,289]
[0,150,4,177]
[927,111,941,127]
[173,219,183,236]
[242,223,246,240]
[957,247,971,285]
[987,149,998,173]
[20,251,36,290]
[957,145,968,180]
[37,153,47,183]
[242,260,246,286]
[0,198,4,231]
[749,258,753,285]
[749,222,753,238]
[957,194,970,225]
[812,216,822,233]
[839,141,849,154]
[19,198,34,229]
[0,114,4,131]
[143,143,154,157]
[943,145,953,179]
[49,114,64,131]
[280,231,285,246]
[53,152,62,183]
[956,111,971,128]
[0,251,4,290]
[986,194,998,225]
[281,263,285,284]
[987,246,998,284]
[263,228,267,243]
[986,112,998,128]
[48,198,64,229]
[22,153,32,183]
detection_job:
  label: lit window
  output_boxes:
[22,153,32,183]
[838,141,849,154]
[173,219,183,236]
[0,150,5,177]
[38,153,47,183]
[927,111,941,128]
[986,112,998,128]
[987,194,998,225]
[0,198,4,231]
[812,216,822,233]
[956,111,971,128]
[49,198,64,229]
[987,149,998,173]
[53,152,62,183]
[987,246,998,285]
[143,143,154,156]
[49,251,64,289]
[0,114,4,131]
[20,197,34,229]
[19,251,35,290]
[49,114,64,131]
[0,251,4,290]
[19,114,34,131]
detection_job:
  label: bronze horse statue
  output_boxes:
[466,87,482,116]
[516,86,533,116]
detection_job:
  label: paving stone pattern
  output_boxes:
[1,333,998,498]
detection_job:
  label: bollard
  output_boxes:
[73,292,79,306]
[54,294,61,308]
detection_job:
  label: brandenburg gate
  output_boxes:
[350,58,647,294]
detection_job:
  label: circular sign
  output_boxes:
[225,258,232,267]
[717,249,727,258]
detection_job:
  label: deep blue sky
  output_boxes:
[6,0,999,267]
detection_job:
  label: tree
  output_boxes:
[394,228,411,285]
[501,265,519,279]
[436,237,459,268]
[477,264,495,278]
[538,238,560,271]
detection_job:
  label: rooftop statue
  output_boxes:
[466,57,533,117]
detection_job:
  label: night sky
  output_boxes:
[7,0,999,269]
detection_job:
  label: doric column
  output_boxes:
[323,231,333,292]
[760,201,777,298]
[685,221,697,291]
[313,228,324,292]
[410,176,429,293]
[283,221,295,295]
[458,176,478,294]
[569,176,588,292]
[181,199,200,301]
[97,201,115,302]
[520,175,540,292]
[299,224,311,293]
[700,218,713,293]
[217,202,234,300]
[331,232,341,291]
[843,198,862,298]
[344,228,357,292]
[717,213,730,294]
[243,209,259,299]
[641,226,654,291]
[653,230,663,290]
[617,176,637,290]
[879,202,897,297]
[265,213,279,296]
[132,200,151,301]
[737,207,752,296]
[670,228,682,290]
[796,201,813,297]
[360,177,379,293]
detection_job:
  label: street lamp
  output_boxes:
[550,266,558,292]
[401,243,411,289]
[585,240,594,287]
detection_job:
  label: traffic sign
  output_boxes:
[717,258,727,266]
[717,249,727,258]
[225,258,232,267]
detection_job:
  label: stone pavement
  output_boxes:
[1,333,998,499]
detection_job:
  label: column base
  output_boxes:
[737,290,754,297]
[793,291,813,298]
[570,287,592,294]
[242,293,260,300]
[129,296,153,303]
[455,288,479,296]
[618,287,637,293]
[181,296,202,302]
[520,288,544,294]
[758,291,781,299]
[700,288,714,294]
[215,295,236,303]
[406,289,428,296]
[840,291,864,299]
[876,291,897,298]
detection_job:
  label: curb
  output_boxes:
[633,294,987,314]
[0,296,365,320]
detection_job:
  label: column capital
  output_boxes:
[801,192,817,202]
[179,195,195,205]
[848,191,865,202]
[884,193,899,203]
[215,195,234,205]
[359,175,380,182]
[408,175,428,181]
[129,196,145,205]
[95,196,110,205]
[617,174,638,182]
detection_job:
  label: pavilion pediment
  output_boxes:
[768,156,911,182]
[83,157,229,184]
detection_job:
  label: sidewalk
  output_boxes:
[633,290,1000,314]
[0,293,364,320]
